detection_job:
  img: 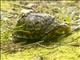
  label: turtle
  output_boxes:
[12,9,71,44]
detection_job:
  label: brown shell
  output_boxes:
[12,13,70,43]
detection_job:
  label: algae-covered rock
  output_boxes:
[12,10,71,43]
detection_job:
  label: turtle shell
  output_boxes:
[12,13,70,43]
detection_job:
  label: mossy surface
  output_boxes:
[1,30,80,60]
